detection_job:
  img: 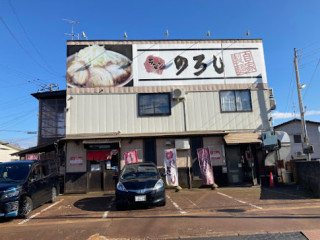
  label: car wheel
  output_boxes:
[19,196,33,218]
[50,187,57,203]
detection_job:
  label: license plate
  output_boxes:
[135,195,146,202]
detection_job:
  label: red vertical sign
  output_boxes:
[197,147,214,185]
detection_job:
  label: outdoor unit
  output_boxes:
[295,151,304,157]
[175,139,190,150]
[270,99,276,110]
[172,88,185,100]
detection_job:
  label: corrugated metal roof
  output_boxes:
[224,132,262,144]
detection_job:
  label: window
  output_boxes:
[293,134,302,143]
[138,93,171,116]
[220,90,252,112]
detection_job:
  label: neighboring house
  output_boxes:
[14,90,66,174]
[274,118,320,160]
[0,141,23,162]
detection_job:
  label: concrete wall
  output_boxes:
[295,160,320,197]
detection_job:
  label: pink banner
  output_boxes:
[197,147,214,185]
[124,151,138,165]
[164,149,178,186]
[26,153,40,160]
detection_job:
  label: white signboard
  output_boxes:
[134,42,267,86]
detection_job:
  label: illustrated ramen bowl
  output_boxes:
[67,45,133,88]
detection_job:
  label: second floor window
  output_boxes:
[138,93,171,116]
[220,90,252,112]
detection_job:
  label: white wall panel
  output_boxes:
[66,89,271,135]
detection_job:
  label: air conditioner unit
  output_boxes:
[295,151,303,157]
[175,139,190,150]
[268,88,274,98]
[270,99,276,110]
[172,88,185,100]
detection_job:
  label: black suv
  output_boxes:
[0,160,59,218]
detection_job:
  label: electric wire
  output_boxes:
[0,16,62,78]
[8,0,60,76]
[303,58,320,100]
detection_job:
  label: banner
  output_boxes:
[70,157,83,166]
[197,147,214,185]
[124,150,138,165]
[26,153,40,160]
[164,149,178,186]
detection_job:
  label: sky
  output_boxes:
[0,0,320,149]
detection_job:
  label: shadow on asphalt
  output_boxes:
[74,196,114,211]
[259,184,318,200]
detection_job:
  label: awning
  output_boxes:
[224,132,262,145]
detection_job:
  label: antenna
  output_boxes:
[38,84,59,92]
[240,30,250,39]
[63,19,80,40]
[124,32,128,40]
[206,30,210,38]
[82,31,88,40]
[165,30,169,40]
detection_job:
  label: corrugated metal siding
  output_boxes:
[66,90,271,135]
[67,93,185,135]
[186,90,270,131]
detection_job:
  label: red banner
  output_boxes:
[124,150,138,165]
[197,147,214,185]
[26,153,40,160]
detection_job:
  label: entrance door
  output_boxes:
[190,137,203,179]
[225,146,243,184]
[88,161,103,191]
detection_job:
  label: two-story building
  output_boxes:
[62,39,275,193]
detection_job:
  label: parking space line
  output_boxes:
[102,197,114,219]
[167,195,186,214]
[217,192,263,210]
[18,199,64,225]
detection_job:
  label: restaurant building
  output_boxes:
[62,39,275,193]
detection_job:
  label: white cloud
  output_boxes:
[271,111,299,120]
[272,110,320,120]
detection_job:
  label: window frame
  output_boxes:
[219,90,252,113]
[138,93,171,117]
[293,134,302,143]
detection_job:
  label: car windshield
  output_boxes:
[0,163,32,183]
[121,165,159,180]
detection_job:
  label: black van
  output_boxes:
[0,160,59,218]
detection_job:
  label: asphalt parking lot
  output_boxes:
[1,185,320,240]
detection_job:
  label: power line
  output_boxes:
[303,58,320,100]
[0,17,62,78]
[8,0,60,76]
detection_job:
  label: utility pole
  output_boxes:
[293,48,311,161]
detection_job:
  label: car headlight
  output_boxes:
[1,187,20,200]
[153,179,164,190]
[116,182,128,192]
